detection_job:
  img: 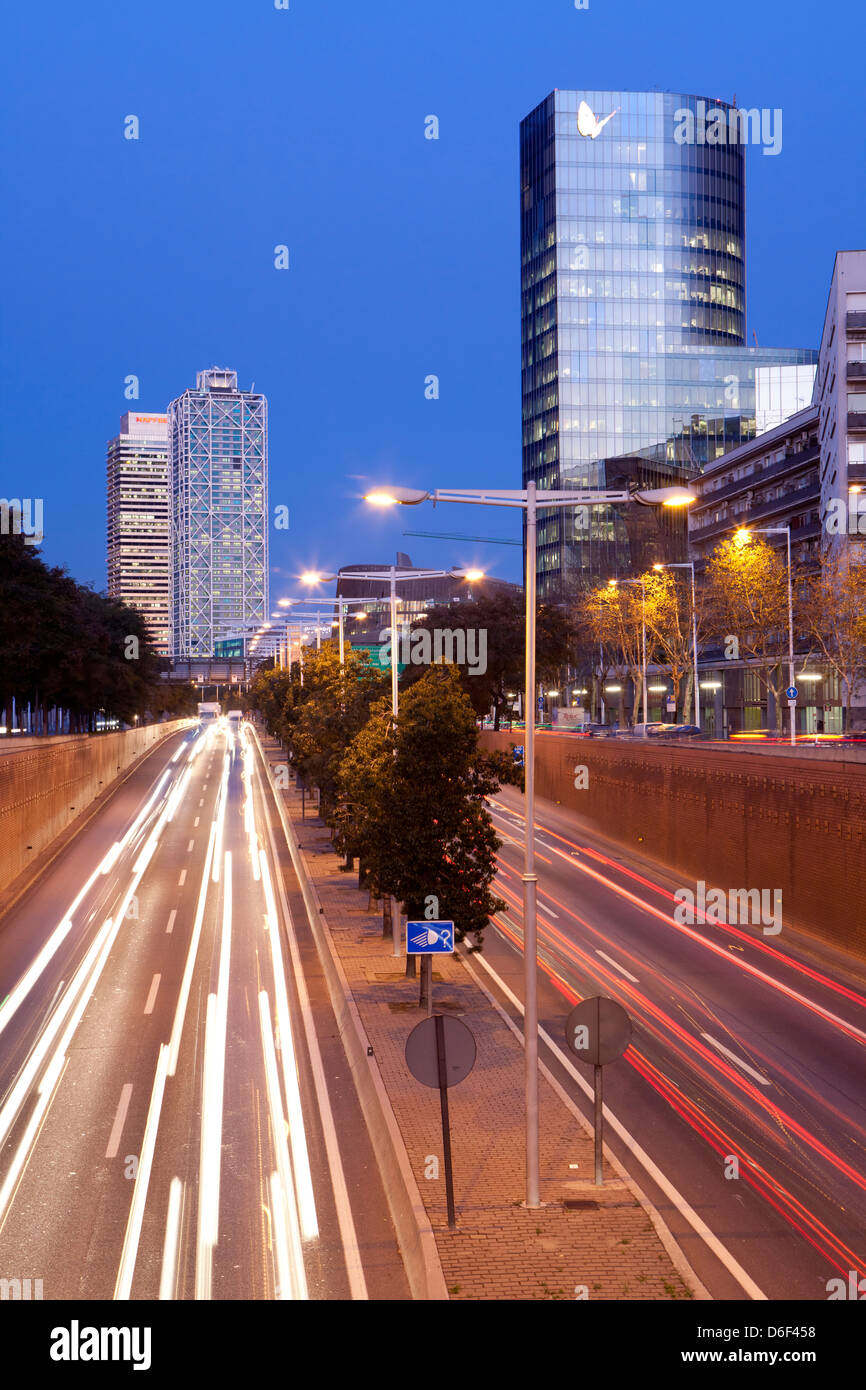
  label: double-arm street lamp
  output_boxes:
[301,566,484,721]
[652,561,700,729]
[735,525,796,746]
[364,481,695,1207]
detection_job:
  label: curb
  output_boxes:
[252,730,449,1302]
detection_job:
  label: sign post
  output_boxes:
[564,996,632,1185]
[405,1015,476,1228]
[407,921,454,1015]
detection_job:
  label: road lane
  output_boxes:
[0,720,409,1300]
[483,785,866,1300]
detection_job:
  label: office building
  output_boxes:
[168,368,268,658]
[106,412,170,656]
[520,89,816,595]
[815,251,866,557]
[754,363,817,434]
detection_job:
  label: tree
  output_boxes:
[338,666,506,956]
[399,590,571,729]
[642,570,693,720]
[289,643,387,818]
[579,582,645,724]
[802,553,866,729]
[704,535,793,729]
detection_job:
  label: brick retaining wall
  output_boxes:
[480,731,866,957]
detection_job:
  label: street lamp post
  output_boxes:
[735,526,795,746]
[653,561,700,729]
[365,481,695,1207]
[301,566,484,721]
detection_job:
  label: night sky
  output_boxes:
[2,0,861,596]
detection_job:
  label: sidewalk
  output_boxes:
[262,740,703,1301]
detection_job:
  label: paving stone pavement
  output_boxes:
[263,742,699,1302]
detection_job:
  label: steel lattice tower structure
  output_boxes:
[168,368,268,658]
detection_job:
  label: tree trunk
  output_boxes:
[405,953,417,978]
[382,893,392,939]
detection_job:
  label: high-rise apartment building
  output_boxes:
[168,368,268,658]
[106,412,170,656]
[520,89,816,595]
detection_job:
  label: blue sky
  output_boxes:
[1,0,861,594]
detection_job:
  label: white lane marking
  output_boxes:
[538,841,560,854]
[700,1033,771,1087]
[195,851,233,1300]
[258,850,318,1241]
[596,950,639,983]
[177,870,187,887]
[194,817,200,828]
[166,910,177,935]
[251,729,368,1300]
[0,770,175,1043]
[105,1084,133,1158]
[114,1044,170,1299]
[167,821,217,1076]
[187,840,195,852]
[259,993,307,1299]
[159,1177,183,1300]
[496,811,866,1047]
[537,901,559,920]
[143,974,161,1016]
[199,799,204,807]
[467,949,766,1301]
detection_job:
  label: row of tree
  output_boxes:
[377,543,866,729]
[0,534,198,733]
[249,649,520,956]
[576,540,866,726]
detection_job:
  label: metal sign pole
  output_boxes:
[435,1015,456,1228]
[594,1064,603,1186]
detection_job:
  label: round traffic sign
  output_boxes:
[786,686,798,701]
[565,996,632,1065]
[405,1015,476,1089]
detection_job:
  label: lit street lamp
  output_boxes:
[364,480,695,1207]
[301,566,485,722]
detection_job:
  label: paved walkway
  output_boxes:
[263,741,702,1301]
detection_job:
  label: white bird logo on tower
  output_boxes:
[576,100,619,139]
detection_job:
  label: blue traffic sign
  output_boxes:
[406,921,454,954]
[786,686,798,700]
[537,696,544,710]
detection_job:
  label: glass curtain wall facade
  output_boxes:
[521,90,816,595]
[169,368,268,658]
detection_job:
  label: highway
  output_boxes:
[480,785,866,1302]
[0,721,409,1300]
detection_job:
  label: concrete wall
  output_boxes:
[0,722,190,899]
[481,731,866,958]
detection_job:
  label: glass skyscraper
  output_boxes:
[168,368,268,658]
[520,89,816,595]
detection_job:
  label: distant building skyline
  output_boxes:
[106,412,170,657]
[168,368,269,659]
